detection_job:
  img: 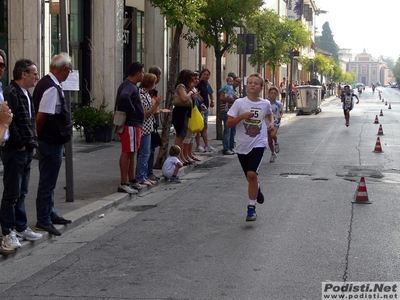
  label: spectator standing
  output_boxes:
[195,68,216,152]
[172,69,195,164]
[279,77,287,108]
[147,66,162,182]
[0,51,15,255]
[33,53,73,236]
[136,73,161,186]
[1,59,43,249]
[182,71,204,163]
[114,62,145,193]
[226,73,274,222]
[220,73,242,155]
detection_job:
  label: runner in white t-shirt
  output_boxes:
[267,87,283,162]
[227,73,274,222]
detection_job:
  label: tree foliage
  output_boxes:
[247,10,311,76]
[185,0,263,139]
[392,57,400,83]
[315,22,339,60]
[149,0,206,167]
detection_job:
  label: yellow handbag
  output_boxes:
[188,105,204,133]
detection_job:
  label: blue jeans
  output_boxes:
[0,149,33,235]
[36,141,62,225]
[136,133,151,182]
[147,146,155,176]
[221,112,236,153]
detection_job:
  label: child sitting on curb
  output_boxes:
[162,145,183,183]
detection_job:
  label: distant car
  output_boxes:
[390,83,398,88]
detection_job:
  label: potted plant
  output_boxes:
[72,102,114,143]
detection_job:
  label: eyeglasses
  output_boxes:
[0,62,5,69]
[30,72,39,77]
[68,67,73,73]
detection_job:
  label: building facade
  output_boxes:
[0,0,317,114]
[348,49,389,86]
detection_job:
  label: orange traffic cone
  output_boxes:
[377,124,384,135]
[373,137,383,153]
[353,177,372,204]
[388,103,392,109]
[385,101,388,106]
[379,109,383,116]
[373,115,379,124]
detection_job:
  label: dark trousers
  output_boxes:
[36,141,62,225]
[0,149,33,235]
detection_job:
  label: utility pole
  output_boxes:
[60,0,74,202]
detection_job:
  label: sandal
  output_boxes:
[138,180,153,186]
[185,157,196,164]
[190,156,201,161]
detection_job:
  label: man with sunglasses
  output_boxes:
[0,49,15,255]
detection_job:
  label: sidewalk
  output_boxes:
[0,116,226,255]
[0,96,336,256]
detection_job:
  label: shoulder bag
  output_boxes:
[113,104,126,133]
[173,85,192,107]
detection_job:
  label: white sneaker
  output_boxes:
[197,146,206,153]
[3,231,21,249]
[205,146,216,152]
[117,184,138,194]
[129,181,145,190]
[274,143,280,153]
[16,227,43,241]
[270,153,277,163]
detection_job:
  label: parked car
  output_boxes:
[390,82,398,88]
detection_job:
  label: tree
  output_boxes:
[315,22,339,60]
[185,0,263,139]
[149,0,205,168]
[247,12,311,82]
[330,59,343,83]
[313,53,331,83]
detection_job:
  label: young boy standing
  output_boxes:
[340,85,359,127]
[226,73,274,221]
[267,87,283,162]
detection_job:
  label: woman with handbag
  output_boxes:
[182,71,204,163]
[172,70,197,165]
[136,73,161,186]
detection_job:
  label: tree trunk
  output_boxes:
[154,25,183,169]
[214,49,223,140]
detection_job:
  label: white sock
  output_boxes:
[249,200,256,206]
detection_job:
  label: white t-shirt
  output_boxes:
[270,100,283,124]
[227,97,272,154]
[162,156,181,178]
[38,73,64,115]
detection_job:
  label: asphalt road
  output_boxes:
[1,87,400,300]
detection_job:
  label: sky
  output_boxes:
[314,0,400,60]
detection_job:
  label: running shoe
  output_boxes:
[257,185,264,204]
[270,153,277,162]
[169,175,181,183]
[274,143,280,153]
[246,205,257,222]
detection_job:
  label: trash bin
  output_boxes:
[295,85,322,115]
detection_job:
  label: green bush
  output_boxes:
[72,103,113,131]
